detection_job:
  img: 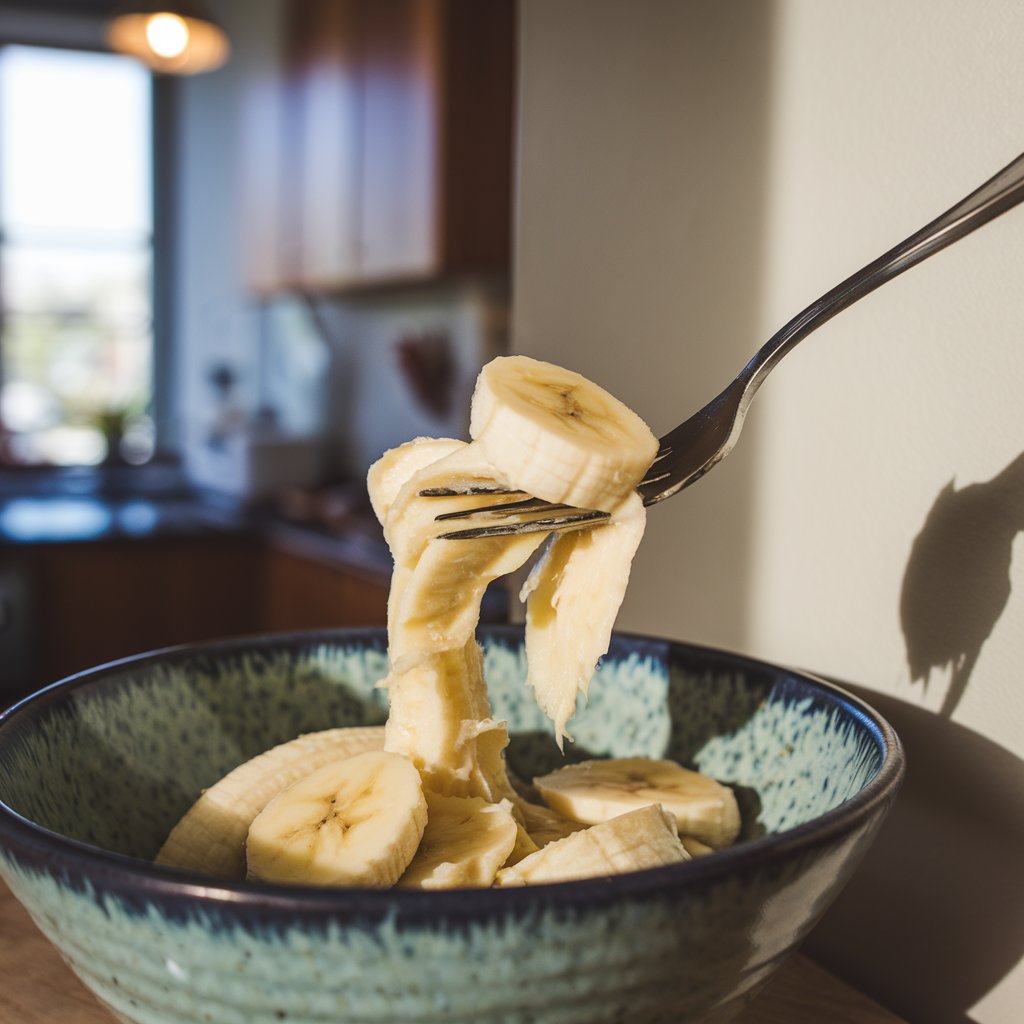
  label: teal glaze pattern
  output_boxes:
[0,628,903,1024]
[1,837,865,1024]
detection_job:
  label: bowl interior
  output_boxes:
[0,629,886,864]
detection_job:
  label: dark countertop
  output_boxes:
[0,465,393,582]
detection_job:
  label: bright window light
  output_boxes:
[0,45,153,467]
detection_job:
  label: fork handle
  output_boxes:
[736,150,1024,408]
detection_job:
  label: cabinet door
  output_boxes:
[287,0,362,287]
[250,0,513,292]
[241,75,288,293]
[262,546,389,631]
[33,537,263,693]
[358,0,443,280]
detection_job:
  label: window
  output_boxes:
[0,44,155,466]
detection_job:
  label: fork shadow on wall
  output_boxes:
[899,450,1024,717]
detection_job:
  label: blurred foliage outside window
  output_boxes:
[0,44,155,467]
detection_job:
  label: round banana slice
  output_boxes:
[469,355,659,513]
[397,793,519,890]
[155,726,386,879]
[533,757,741,849]
[246,750,427,887]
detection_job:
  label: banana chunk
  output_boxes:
[155,726,385,879]
[246,751,427,887]
[521,492,646,746]
[534,757,741,850]
[495,804,689,887]
[398,793,518,890]
[469,354,658,514]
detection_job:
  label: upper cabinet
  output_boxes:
[244,0,516,294]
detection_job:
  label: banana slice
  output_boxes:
[521,491,646,746]
[398,793,518,889]
[495,804,689,886]
[155,726,385,879]
[469,354,658,513]
[246,750,427,887]
[533,757,741,849]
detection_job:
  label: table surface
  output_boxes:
[0,879,906,1023]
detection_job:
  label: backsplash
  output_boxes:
[181,280,509,501]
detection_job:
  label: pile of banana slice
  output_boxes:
[156,356,741,888]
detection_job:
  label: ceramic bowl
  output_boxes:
[0,628,903,1024]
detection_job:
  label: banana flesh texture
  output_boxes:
[155,726,385,879]
[509,793,585,848]
[398,793,519,890]
[680,836,715,858]
[376,441,544,800]
[495,804,689,887]
[533,757,742,850]
[154,356,744,888]
[520,492,646,748]
[246,751,427,887]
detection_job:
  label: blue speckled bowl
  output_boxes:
[0,628,903,1024]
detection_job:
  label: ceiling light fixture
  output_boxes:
[107,1,230,75]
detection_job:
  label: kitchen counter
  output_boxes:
[0,468,399,708]
[0,470,516,708]
[0,878,906,1023]
[0,467,394,580]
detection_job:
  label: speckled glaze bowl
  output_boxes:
[0,628,903,1024]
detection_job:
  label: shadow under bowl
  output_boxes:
[0,627,903,1024]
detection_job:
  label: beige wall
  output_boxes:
[515,3,1024,1022]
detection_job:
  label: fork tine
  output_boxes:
[434,496,565,522]
[438,507,609,540]
[418,486,524,497]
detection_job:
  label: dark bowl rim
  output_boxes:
[0,626,906,924]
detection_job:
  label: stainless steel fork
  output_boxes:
[429,149,1024,540]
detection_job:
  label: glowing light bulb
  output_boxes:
[145,13,190,59]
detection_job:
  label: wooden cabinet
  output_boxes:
[261,543,389,632]
[1,535,390,708]
[26,536,264,695]
[245,0,516,293]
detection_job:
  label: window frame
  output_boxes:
[0,19,175,467]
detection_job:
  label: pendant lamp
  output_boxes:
[107,1,230,75]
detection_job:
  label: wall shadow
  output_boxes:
[804,684,1024,1023]
[900,452,1024,716]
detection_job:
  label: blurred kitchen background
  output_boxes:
[0,0,515,696]
[1,2,1022,1023]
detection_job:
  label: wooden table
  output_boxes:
[0,880,905,1023]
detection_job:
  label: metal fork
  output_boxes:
[427,149,1024,540]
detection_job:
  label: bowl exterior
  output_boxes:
[0,814,889,1024]
[0,629,904,1024]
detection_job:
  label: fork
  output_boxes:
[428,149,1024,540]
